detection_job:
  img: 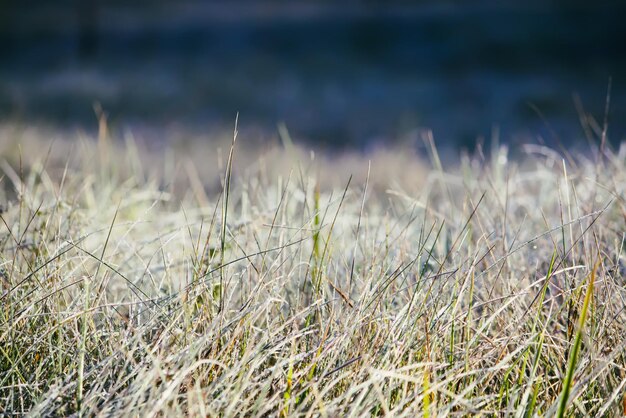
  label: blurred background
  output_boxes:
[1,0,625,153]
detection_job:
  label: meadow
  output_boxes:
[1,124,625,416]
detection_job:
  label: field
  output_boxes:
[1,124,625,416]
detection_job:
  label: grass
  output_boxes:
[0,126,625,416]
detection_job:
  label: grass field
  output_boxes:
[1,125,625,416]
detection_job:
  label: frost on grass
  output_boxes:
[1,136,625,417]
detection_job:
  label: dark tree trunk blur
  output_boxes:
[77,0,98,60]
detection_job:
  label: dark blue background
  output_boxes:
[2,1,625,151]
